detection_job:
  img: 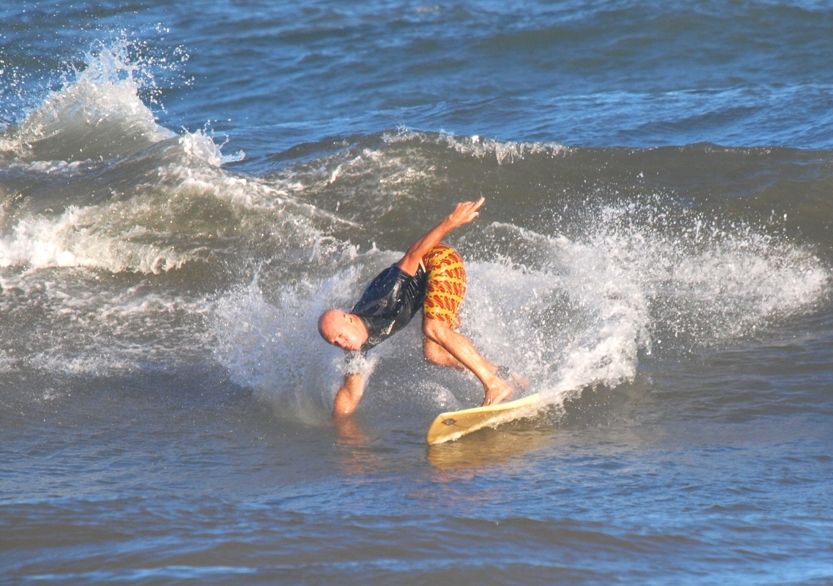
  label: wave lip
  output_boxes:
[0,38,252,276]
[2,40,176,163]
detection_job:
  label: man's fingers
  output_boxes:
[466,196,485,212]
[461,196,485,214]
[469,197,485,218]
[449,196,486,225]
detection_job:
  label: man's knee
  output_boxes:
[423,342,444,366]
[422,318,451,343]
[423,338,459,368]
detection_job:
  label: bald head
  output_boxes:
[318,309,368,351]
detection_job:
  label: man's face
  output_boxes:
[319,310,367,351]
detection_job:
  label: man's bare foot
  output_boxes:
[481,378,515,406]
[495,364,528,390]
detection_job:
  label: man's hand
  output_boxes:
[447,197,485,229]
[397,196,486,276]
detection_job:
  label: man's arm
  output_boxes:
[332,372,366,418]
[396,197,485,276]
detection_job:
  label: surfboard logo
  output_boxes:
[442,418,457,426]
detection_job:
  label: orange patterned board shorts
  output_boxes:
[422,243,467,329]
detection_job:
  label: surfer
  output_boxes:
[318,197,518,418]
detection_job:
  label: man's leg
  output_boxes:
[423,337,462,369]
[421,243,516,405]
[423,317,514,405]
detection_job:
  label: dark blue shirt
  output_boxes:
[351,264,427,352]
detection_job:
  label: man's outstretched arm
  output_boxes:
[332,372,366,418]
[396,197,485,276]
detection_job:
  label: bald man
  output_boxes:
[319,197,517,419]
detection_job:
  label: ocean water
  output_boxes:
[1,1,832,584]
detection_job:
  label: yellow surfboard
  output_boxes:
[426,392,543,445]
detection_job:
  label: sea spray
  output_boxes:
[1,37,182,161]
[210,267,382,423]
[468,197,830,415]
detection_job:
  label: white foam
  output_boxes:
[0,349,18,374]
[28,352,130,378]
[178,130,244,168]
[211,270,360,423]
[474,204,830,410]
[3,40,174,161]
[0,131,357,274]
[0,205,191,273]
[383,128,569,164]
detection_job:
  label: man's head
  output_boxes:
[318,309,368,351]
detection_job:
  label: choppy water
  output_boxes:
[2,1,832,584]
